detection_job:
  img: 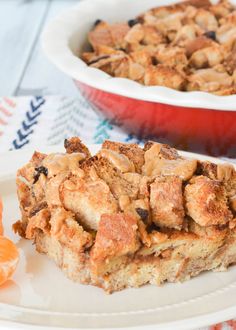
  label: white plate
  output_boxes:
[1,145,236,330]
[42,0,236,111]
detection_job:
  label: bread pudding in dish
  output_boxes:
[82,0,236,95]
[42,0,236,157]
[14,138,236,293]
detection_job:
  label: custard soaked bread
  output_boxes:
[82,0,236,95]
[14,138,236,293]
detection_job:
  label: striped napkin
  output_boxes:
[0,95,142,152]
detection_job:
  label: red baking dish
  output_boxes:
[77,81,236,157]
[42,0,236,157]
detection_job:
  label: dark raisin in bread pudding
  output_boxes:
[82,0,236,95]
[14,137,236,293]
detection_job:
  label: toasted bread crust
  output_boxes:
[150,176,185,229]
[14,137,236,293]
[83,0,236,95]
[185,175,233,226]
[102,140,144,172]
[64,137,91,158]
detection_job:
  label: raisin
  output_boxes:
[136,208,149,222]
[128,18,139,28]
[33,166,48,184]
[64,138,69,149]
[30,202,47,217]
[94,19,102,27]
[87,55,110,65]
[116,47,126,52]
[151,57,158,65]
[204,31,216,41]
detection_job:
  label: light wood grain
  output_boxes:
[0,0,50,96]
[17,0,78,97]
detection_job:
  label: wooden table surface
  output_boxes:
[0,0,79,97]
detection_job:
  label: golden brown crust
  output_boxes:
[224,47,236,74]
[185,36,216,57]
[154,45,188,69]
[88,21,114,50]
[50,208,93,253]
[144,65,186,90]
[187,68,233,93]
[83,0,236,95]
[109,23,130,48]
[143,141,179,158]
[102,140,144,172]
[12,220,27,238]
[210,0,235,19]
[142,142,197,180]
[198,161,218,179]
[198,162,236,211]
[150,176,185,229]
[60,175,118,231]
[25,208,51,239]
[185,0,212,9]
[185,175,233,226]
[14,138,236,293]
[90,213,139,275]
[64,137,91,158]
[82,155,139,200]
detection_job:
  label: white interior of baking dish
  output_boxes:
[42,0,236,111]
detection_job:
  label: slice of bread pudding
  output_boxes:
[14,138,236,293]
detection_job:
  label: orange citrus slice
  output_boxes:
[0,198,3,235]
[0,236,19,286]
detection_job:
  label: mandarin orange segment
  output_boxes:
[0,236,19,286]
[0,198,3,235]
